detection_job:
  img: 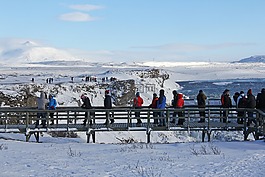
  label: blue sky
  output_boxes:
[1,0,265,62]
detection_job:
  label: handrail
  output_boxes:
[0,106,264,143]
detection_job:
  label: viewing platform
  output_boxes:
[0,103,264,143]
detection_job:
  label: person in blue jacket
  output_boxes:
[48,94,57,125]
[157,89,166,126]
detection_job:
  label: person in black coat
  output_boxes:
[170,90,178,124]
[197,90,207,123]
[104,90,114,124]
[256,88,265,112]
[246,89,256,125]
[81,94,93,126]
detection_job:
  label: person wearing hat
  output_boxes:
[197,90,207,123]
[220,89,232,123]
[133,92,144,125]
[48,94,57,125]
[149,93,159,125]
[80,93,93,126]
[104,90,114,125]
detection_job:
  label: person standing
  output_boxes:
[237,91,247,124]
[36,92,48,128]
[170,90,178,124]
[81,93,93,126]
[48,94,57,125]
[246,89,256,125]
[157,89,166,126]
[220,89,232,123]
[256,88,265,112]
[104,90,114,125]
[149,93,159,125]
[133,92,144,125]
[197,90,207,123]
[176,93,185,125]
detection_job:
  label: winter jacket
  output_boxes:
[238,95,247,108]
[197,92,207,108]
[256,91,265,110]
[221,94,232,108]
[81,96,92,109]
[48,96,57,110]
[104,95,112,109]
[172,94,178,108]
[157,96,166,109]
[133,96,143,108]
[149,97,158,108]
[37,92,48,110]
[247,94,256,108]
[176,93,184,108]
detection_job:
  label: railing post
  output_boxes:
[67,111,70,133]
[166,109,170,129]
[25,111,30,142]
[187,110,190,134]
[243,110,248,141]
[4,112,8,132]
[146,110,151,143]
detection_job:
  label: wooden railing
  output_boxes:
[0,106,264,143]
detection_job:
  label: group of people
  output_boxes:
[138,89,185,126]
[36,87,265,127]
[36,92,57,128]
[221,88,265,125]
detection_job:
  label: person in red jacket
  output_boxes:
[149,93,159,124]
[133,92,144,125]
[176,93,185,125]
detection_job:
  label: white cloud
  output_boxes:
[59,12,97,22]
[69,4,104,11]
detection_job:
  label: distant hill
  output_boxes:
[234,55,265,63]
[0,39,78,65]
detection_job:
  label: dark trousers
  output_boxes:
[105,111,114,124]
[83,112,93,125]
[36,112,47,127]
[158,111,165,126]
[153,111,158,124]
[135,107,142,123]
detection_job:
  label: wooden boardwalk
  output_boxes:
[0,106,264,143]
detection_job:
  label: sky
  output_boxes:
[1,0,265,62]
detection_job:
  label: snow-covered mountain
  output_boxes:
[0,39,78,64]
[234,55,265,63]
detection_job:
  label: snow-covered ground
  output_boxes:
[0,135,264,177]
[0,62,265,176]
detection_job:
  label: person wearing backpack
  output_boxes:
[237,91,247,124]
